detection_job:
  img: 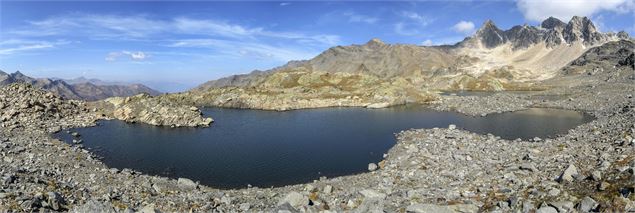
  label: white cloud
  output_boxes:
[105,51,149,61]
[517,0,635,21]
[343,12,378,24]
[394,11,434,36]
[168,39,318,62]
[400,11,433,26]
[280,2,290,6]
[9,13,340,46]
[452,21,475,34]
[418,37,466,46]
[0,40,70,55]
[394,23,420,36]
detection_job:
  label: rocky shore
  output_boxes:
[1,66,634,213]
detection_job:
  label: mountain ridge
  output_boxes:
[0,71,161,101]
[196,16,630,91]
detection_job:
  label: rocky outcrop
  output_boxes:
[94,94,213,127]
[169,69,437,110]
[563,40,635,75]
[0,83,96,131]
[0,71,160,101]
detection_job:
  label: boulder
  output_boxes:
[277,192,307,209]
[577,196,598,212]
[177,178,197,190]
[368,163,378,171]
[558,164,578,182]
[366,102,391,109]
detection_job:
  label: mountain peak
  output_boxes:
[569,16,584,23]
[541,16,566,30]
[563,16,602,44]
[475,19,506,48]
[12,71,26,77]
[365,38,385,48]
[479,20,499,31]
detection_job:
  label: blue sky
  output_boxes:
[1,1,634,92]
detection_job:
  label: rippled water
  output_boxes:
[55,106,593,188]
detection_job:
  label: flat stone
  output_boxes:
[323,185,333,194]
[549,201,574,212]
[138,204,161,213]
[71,200,116,213]
[359,189,386,200]
[536,206,558,213]
[406,204,478,213]
[277,192,306,208]
[577,196,598,212]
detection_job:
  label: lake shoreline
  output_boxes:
[0,81,634,212]
[52,107,592,189]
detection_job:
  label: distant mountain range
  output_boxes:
[0,71,161,101]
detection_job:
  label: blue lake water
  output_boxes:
[55,106,593,188]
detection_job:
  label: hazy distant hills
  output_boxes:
[0,71,161,101]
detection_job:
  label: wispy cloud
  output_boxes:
[394,11,434,36]
[400,11,433,26]
[9,13,340,46]
[279,2,291,6]
[342,12,378,24]
[105,51,149,61]
[5,13,340,61]
[168,39,318,62]
[0,39,70,55]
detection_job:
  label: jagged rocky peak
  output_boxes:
[506,24,542,49]
[563,16,601,43]
[465,16,623,50]
[617,31,630,39]
[12,71,26,77]
[365,38,386,48]
[475,20,507,48]
[541,17,566,30]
